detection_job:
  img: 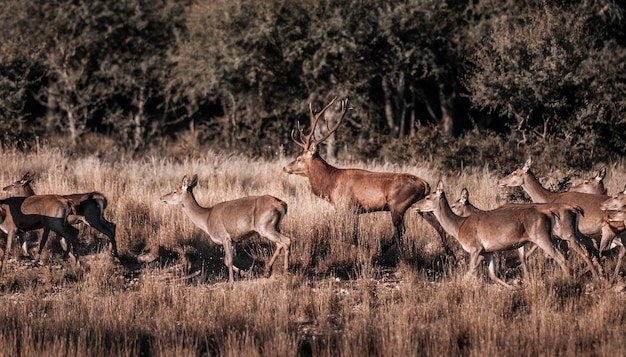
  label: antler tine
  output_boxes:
[311,97,349,146]
[290,122,309,150]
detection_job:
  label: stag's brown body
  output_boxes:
[3,173,118,260]
[0,195,80,274]
[283,97,448,259]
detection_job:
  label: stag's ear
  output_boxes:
[308,142,318,155]
[460,188,469,203]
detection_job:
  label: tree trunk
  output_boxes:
[439,86,454,137]
[382,76,399,138]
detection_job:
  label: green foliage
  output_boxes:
[0,0,625,170]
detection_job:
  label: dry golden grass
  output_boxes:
[0,146,625,356]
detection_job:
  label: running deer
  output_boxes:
[2,172,119,261]
[498,159,625,279]
[283,97,451,260]
[158,175,291,283]
[0,195,80,274]
[451,188,601,278]
[569,168,607,195]
[413,181,569,288]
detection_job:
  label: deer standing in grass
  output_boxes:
[159,175,291,283]
[498,159,625,280]
[451,188,601,278]
[283,97,450,260]
[2,172,119,261]
[413,181,569,288]
[569,168,607,195]
[0,195,80,274]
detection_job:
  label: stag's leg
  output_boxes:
[390,210,407,261]
[416,211,457,261]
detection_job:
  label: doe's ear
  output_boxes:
[523,158,532,172]
[596,167,607,180]
[21,172,34,185]
[436,180,444,193]
[189,174,199,190]
[460,188,469,203]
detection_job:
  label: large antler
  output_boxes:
[290,97,349,151]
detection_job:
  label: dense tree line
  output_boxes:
[0,0,624,168]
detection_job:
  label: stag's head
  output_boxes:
[3,172,35,196]
[161,175,198,205]
[283,97,349,177]
[498,158,533,188]
[414,181,446,213]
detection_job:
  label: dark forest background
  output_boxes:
[1,0,625,170]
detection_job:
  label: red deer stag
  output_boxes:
[283,97,450,260]
[3,172,119,261]
[0,195,80,274]
[569,168,607,195]
[498,159,624,280]
[159,175,291,284]
[414,181,569,288]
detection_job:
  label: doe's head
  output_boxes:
[161,174,198,205]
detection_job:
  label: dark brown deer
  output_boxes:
[3,172,119,261]
[0,195,80,274]
[283,97,451,260]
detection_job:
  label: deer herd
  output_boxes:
[1,97,626,289]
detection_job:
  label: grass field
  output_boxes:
[0,147,625,356]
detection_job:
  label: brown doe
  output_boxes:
[158,175,291,283]
[414,181,569,288]
[0,195,80,274]
[283,97,450,259]
[2,172,119,261]
[569,168,607,195]
[451,188,601,278]
[498,158,625,281]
